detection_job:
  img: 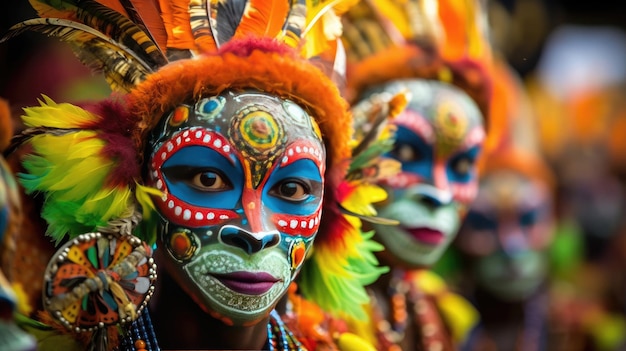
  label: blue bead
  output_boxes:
[203,100,219,113]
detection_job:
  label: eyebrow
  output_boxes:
[459,126,485,151]
[393,109,435,144]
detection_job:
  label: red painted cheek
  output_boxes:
[380,172,424,189]
[452,181,478,205]
[272,207,322,238]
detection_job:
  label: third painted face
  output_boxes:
[355,80,485,268]
[457,170,554,301]
[146,90,325,326]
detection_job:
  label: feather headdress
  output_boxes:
[4,0,391,349]
[341,0,498,149]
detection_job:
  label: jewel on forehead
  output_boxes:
[170,106,189,126]
[197,96,226,120]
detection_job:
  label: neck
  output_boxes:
[149,263,269,350]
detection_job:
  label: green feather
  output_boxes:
[299,229,388,320]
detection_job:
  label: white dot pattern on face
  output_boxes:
[150,127,240,228]
[278,143,324,174]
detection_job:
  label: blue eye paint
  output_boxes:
[388,126,433,179]
[263,159,323,216]
[162,145,244,209]
[447,145,481,183]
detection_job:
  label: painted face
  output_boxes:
[146,90,325,326]
[457,170,554,301]
[0,158,16,307]
[354,80,485,268]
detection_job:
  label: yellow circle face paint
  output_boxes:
[239,110,279,150]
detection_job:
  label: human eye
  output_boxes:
[390,142,424,162]
[164,166,232,192]
[450,155,475,177]
[388,126,430,164]
[269,178,312,202]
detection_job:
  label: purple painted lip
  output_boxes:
[405,227,444,245]
[211,271,280,295]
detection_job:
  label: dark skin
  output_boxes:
[149,248,270,350]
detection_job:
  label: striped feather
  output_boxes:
[1,18,152,92]
[207,0,221,46]
[116,0,169,53]
[281,0,306,48]
[71,42,149,91]
[189,0,218,52]
[28,0,167,68]
[73,0,167,68]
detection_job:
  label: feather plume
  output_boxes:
[300,222,387,320]
[188,0,218,52]
[18,98,143,244]
[28,0,166,68]
[302,0,359,58]
[233,0,290,39]
[115,0,168,52]
[158,0,197,50]
[1,18,153,92]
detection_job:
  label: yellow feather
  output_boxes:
[135,183,162,219]
[369,0,412,38]
[342,183,387,216]
[80,187,133,220]
[438,292,479,342]
[22,96,100,129]
[302,0,359,58]
[337,332,377,351]
[52,159,112,194]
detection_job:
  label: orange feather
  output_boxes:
[233,0,290,39]
[159,0,197,50]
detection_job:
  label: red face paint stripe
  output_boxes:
[151,127,234,171]
[394,110,435,144]
[381,172,425,189]
[272,209,322,237]
[154,193,240,228]
[279,140,325,173]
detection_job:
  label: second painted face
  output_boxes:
[355,80,485,268]
[146,90,325,326]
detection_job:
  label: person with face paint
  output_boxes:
[0,98,37,351]
[451,59,557,351]
[455,150,555,351]
[340,1,497,350]
[3,1,389,350]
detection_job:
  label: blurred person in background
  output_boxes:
[340,1,500,349]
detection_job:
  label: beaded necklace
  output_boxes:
[117,309,305,351]
[265,310,306,351]
[370,270,453,351]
